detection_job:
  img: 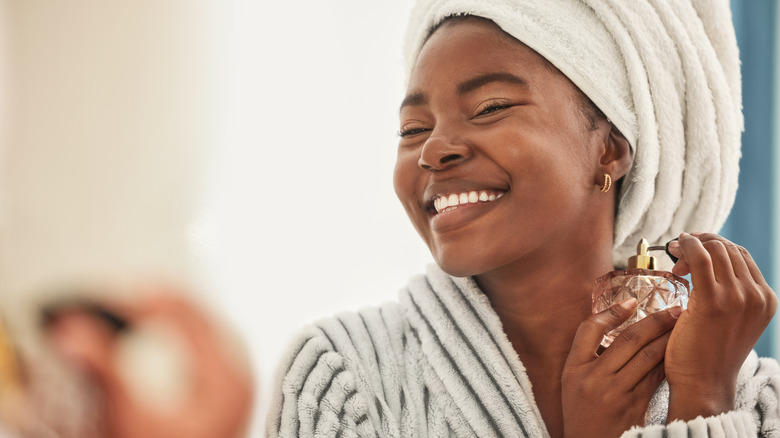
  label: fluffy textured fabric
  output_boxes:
[268,265,780,437]
[402,0,743,266]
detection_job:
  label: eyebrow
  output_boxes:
[399,92,427,111]
[457,72,529,95]
[400,72,530,113]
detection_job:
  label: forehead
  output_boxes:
[407,18,552,91]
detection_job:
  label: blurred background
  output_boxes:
[0,0,775,435]
[0,0,427,434]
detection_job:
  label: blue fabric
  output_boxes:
[721,0,778,358]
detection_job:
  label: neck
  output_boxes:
[473,231,615,438]
[474,232,615,371]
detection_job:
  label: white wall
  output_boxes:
[0,0,430,434]
[199,0,431,420]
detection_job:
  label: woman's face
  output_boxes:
[394,18,610,277]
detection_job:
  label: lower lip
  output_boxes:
[429,197,503,232]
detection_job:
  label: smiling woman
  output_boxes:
[6,0,775,437]
[394,18,630,279]
[267,1,780,437]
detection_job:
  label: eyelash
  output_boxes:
[397,126,429,138]
[476,101,513,116]
[398,100,515,137]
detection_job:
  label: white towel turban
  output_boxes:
[403,0,743,266]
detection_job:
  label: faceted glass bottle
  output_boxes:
[592,239,690,347]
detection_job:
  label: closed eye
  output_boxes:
[397,125,430,138]
[475,101,513,117]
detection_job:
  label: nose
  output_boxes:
[418,134,473,171]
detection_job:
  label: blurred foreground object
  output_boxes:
[0,1,255,435]
[0,311,103,437]
[0,315,25,434]
[39,288,254,438]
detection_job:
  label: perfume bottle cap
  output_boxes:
[627,239,657,269]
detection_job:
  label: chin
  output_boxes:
[432,253,493,278]
[426,238,505,278]
[436,264,475,278]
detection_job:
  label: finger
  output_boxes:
[719,243,776,318]
[738,246,769,286]
[667,239,682,259]
[691,233,772,295]
[600,307,679,369]
[666,239,692,276]
[567,298,637,366]
[678,233,717,293]
[671,259,690,277]
[691,233,751,282]
[702,239,733,285]
[617,331,671,386]
[689,232,727,242]
[723,242,752,281]
[632,360,666,401]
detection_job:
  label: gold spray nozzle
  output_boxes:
[627,239,657,269]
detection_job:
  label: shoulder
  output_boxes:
[267,302,412,437]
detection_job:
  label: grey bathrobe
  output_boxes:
[268,265,780,437]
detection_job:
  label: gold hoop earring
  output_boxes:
[600,173,612,193]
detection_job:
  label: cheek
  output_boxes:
[506,132,593,191]
[393,149,428,232]
[392,149,414,204]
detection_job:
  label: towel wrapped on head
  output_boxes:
[403,0,743,266]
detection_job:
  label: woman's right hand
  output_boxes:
[561,299,680,438]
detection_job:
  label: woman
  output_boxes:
[41,1,778,437]
[268,1,779,437]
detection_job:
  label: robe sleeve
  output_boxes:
[621,356,780,437]
[267,304,412,438]
[266,324,381,438]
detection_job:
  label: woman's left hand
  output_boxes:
[664,232,777,422]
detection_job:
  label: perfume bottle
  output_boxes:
[592,239,690,347]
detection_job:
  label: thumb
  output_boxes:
[567,298,637,365]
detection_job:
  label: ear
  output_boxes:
[598,124,632,180]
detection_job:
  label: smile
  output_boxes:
[431,190,505,215]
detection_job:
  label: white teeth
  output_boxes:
[433,190,507,214]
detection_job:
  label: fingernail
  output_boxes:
[619,297,637,310]
[679,232,692,240]
[668,240,680,250]
[667,306,683,318]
